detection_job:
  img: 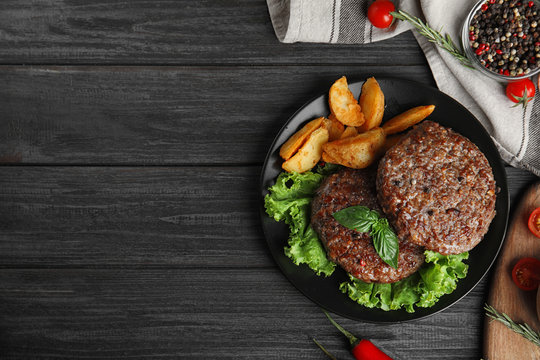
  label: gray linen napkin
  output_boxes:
[267,0,540,176]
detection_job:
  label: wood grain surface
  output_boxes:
[0,166,534,268]
[0,269,488,359]
[484,182,540,360]
[0,0,538,359]
[0,65,434,165]
[0,1,425,65]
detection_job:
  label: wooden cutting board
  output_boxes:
[484,181,540,360]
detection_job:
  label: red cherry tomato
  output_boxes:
[512,257,540,291]
[505,78,536,109]
[367,0,395,29]
[528,207,540,238]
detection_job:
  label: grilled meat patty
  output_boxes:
[377,120,497,255]
[311,167,425,283]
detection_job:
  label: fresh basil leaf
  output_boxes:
[372,223,399,269]
[333,206,399,269]
[332,206,377,233]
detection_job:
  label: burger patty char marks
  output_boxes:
[377,120,497,255]
[311,167,425,283]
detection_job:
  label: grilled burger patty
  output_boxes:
[377,120,497,255]
[311,167,425,283]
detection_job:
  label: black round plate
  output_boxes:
[259,77,509,323]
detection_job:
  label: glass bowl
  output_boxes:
[461,0,540,82]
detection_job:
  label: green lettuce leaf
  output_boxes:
[264,165,339,276]
[340,250,469,313]
[265,167,469,312]
[417,251,469,308]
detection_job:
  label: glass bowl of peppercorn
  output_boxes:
[462,0,540,81]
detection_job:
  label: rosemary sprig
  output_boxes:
[390,10,475,69]
[484,304,540,347]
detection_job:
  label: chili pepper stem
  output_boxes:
[312,338,338,360]
[323,310,360,347]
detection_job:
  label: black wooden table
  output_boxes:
[0,1,538,359]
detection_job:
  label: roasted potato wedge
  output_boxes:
[279,117,324,160]
[322,127,386,169]
[339,126,358,139]
[323,115,345,141]
[328,76,365,127]
[357,77,385,132]
[382,105,435,135]
[321,151,338,164]
[282,127,329,173]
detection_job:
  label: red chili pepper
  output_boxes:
[481,3,488,11]
[324,311,393,360]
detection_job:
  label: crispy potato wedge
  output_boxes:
[279,117,324,160]
[357,77,385,132]
[323,115,345,141]
[328,76,365,127]
[321,151,338,164]
[282,127,329,173]
[322,127,386,169]
[339,126,358,139]
[381,133,405,153]
[382,105,435,135]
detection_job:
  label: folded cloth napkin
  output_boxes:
[267,0,540,176]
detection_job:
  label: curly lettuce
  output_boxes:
[264,167,470,312]
[264,165,339,276]
[340,251,469,313]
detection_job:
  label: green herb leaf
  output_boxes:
[390,10,475,69]
[485,304,540,347]
[332,206,378,233]
[372,219,399,269]
[332,206,399,269]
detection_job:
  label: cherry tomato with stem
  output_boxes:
[512,257,540,291]
[367,0,396,29]
[528,207,540,238]
[505,78,536,110]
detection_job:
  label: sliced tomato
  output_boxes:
[528,207,540,238]
[512,257,540,291]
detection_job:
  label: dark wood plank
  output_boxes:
[0,165,535,268]
[0,1,426,65]
[0,267,487,359]
[0,166,268,267]
[0,65,434,165]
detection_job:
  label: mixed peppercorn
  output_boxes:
[469,0,540,76]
